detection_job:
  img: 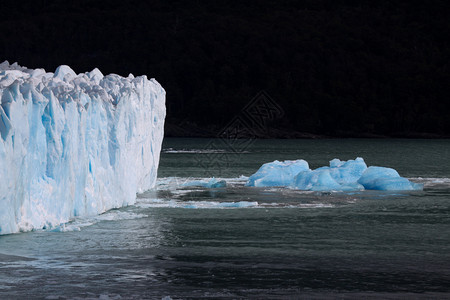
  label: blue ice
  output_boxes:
[293,157,367,191]
[247,157,423,192]
[246,159,309,187]
[358,166,423,191]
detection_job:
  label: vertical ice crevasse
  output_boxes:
[0,61,166,235]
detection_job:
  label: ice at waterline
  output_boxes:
[0,62,422,235]
[0,61,166,235]
[246,157,423,192]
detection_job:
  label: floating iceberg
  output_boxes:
[0,61,166,235]
[294,157,367,191]
[246,159,309,187]
[247,157,423,192]
[357,166,423,191]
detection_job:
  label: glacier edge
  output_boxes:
[0,61,166,235]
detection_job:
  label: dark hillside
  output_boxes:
[1,0,449,137]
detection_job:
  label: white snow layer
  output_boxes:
[0,61,166,234]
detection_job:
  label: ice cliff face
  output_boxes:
[0,61,166,235]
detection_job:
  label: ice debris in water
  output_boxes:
[246,159,309,187]
[357,166,423,191]
[0,61,166,235]
[247,157,423,191]
[182,178,227,188]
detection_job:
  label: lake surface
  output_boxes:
[1,138,450,299]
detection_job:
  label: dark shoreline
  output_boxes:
[164,122,450,139]
[3,1,450,141]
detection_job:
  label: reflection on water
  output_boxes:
[1,138,450,299]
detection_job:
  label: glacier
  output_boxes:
[0,61,166,235]
[247,157,423,192]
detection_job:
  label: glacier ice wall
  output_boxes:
[0,61,166,235]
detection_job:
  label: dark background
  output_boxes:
[1,0,449,138]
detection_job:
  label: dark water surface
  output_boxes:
[1,138,449,299]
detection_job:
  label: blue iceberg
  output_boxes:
[358,166,423,191]
[294,168,365,192]
[328,157,367,185]
[247,157,423,192]
[245,159,309,187]
[293,157,366,191]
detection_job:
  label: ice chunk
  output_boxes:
[246,159,309,187]
[358,166,423,191]
[328,157,367,184]
[293,168,364,191]
[294,168,342,191]
[0,61,166,235]
[248,157,422,192]
[53,65,77,81]
[182,178,227,188]
[88,68,104,84]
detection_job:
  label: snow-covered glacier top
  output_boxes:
[0,61,166,235]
